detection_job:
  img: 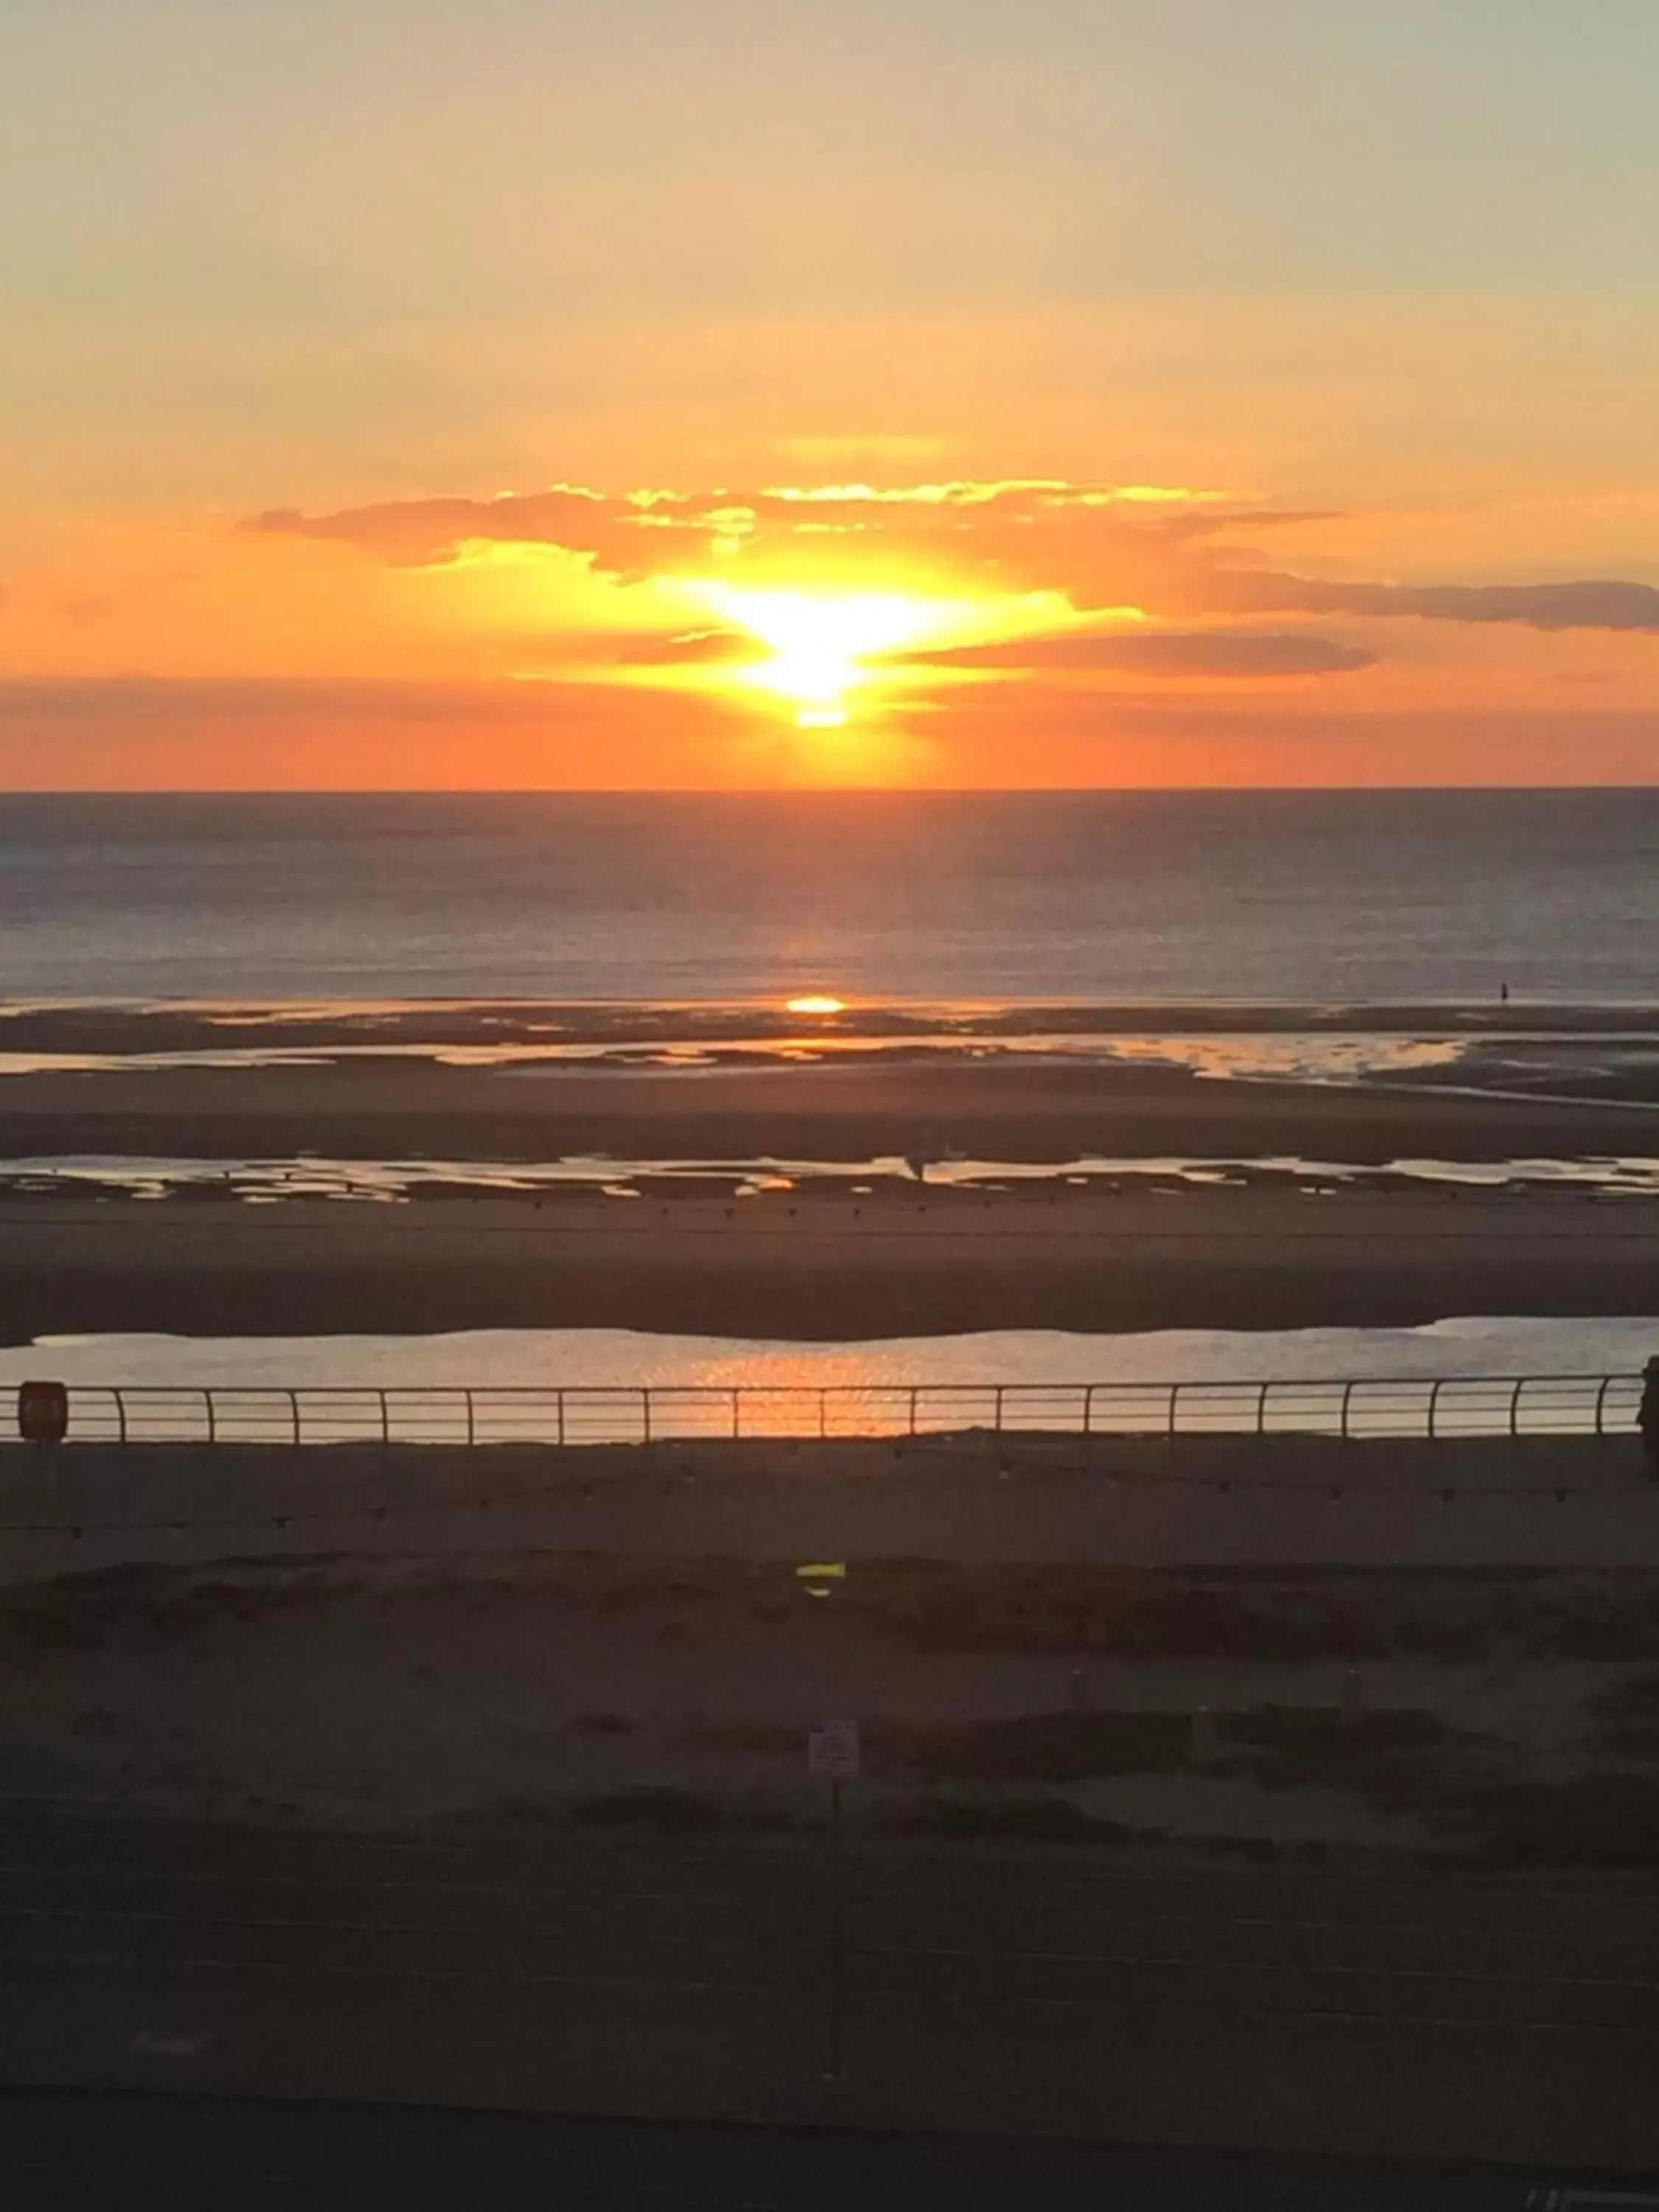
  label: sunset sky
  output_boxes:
[5,1,1659,789]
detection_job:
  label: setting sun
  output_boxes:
[785,994,846,1015]
[689,585,966,728]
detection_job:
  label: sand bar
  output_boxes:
[4,1056,1659,1165]
[1,1181,1656,1340]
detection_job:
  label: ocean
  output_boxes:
[1,788,1656,1004]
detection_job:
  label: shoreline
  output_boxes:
[6,1147,1659,1204]
[10,991,1659,1038]
[1,997,1659,1107]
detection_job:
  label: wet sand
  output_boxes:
[2,1057,1655,1340]
[4,1054,1659,1166]
[1,1180,1655,1341]
[7,993,1658,1050]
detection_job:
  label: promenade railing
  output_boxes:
[5,1373,1644,1448]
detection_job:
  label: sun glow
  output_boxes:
[688,583,967,728]
[785,994,846,1015]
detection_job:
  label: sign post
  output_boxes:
[807,1721,860,2079]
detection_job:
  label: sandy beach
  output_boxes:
[6,1040,1658,2163]
[7,1016,1658,2164]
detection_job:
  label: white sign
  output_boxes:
[808,1719,860,1781]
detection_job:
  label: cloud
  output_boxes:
[1209,574,1659,634]
[1174,509,1347,535]
[905,630,1377,679]
[520,627,757,670]
[0,677,754,790]
[0,675,653,723]
[248,490,662,576]
[242,479,1231,583]
[602,629,754,667]
[243,479,1659,639]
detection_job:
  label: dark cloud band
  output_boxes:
[905,630,1377,678]
[245,481,1659,639]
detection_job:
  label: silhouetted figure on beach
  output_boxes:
[904,1131,964,1185]
[1640,1357,1659,1476]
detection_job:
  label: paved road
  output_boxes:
[0,2087,1629,2212]
[1,1809,1657,2168]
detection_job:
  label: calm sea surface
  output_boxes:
[1,790,1655,1004]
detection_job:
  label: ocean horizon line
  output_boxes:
[2,782,1657,800]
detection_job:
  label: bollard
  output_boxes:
[17,1380,69,1446]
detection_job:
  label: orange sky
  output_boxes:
[4,4,1659,788]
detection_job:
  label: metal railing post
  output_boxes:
[288,1390,300,1447]
[1340,1381,1354,1441]
[1596,1377,1611,1436]
[641,1387,652,1444]
[995,1384,1005,1433]
[114,1388,127,1446]
[1427,1380,1443,1440]
[1509,1380,1521,1439]
[1256,1382,1269,1437]
[908,1386,919,1436]
[379,1389,390,1447]
[465,1388,476,1448]
[557,1389,566,1449]
[731,1388,741,1440]
[203,1389,215,1445]
[1083,1384,1094,1437]
[1167,1384,1179,1439]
